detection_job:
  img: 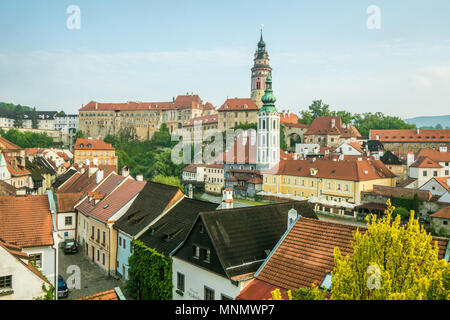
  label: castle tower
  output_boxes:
[257,75,280,170]
[251,30,272,109]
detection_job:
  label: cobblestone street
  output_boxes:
[58,245,125,300]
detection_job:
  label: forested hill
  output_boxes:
[0,102,33,112]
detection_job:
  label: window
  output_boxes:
[102,253,105,265]
[444,220,448,225]
[97,250,100,261]
[199,224,204,233]
[97,229,100,242]
[193,246,200,259]
[221,294,233,300]
[204,286,215,300]
[177,273,185,292]
[65,216,72,226]
[29,253,42,268]
[91,226,95,239]
[102,231,106,245]
[119,237,122,247]
[0,275,12,290]
[423,171,428,177]
[201,248,211,263]
[433,171,438,177]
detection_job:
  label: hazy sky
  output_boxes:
[0,0,449,118]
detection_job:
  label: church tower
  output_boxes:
[251,30,272,109]
[257,75,280,170]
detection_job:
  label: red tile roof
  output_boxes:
[87,179,147,222]
[264,158,396,181]
[218,98,258,111]
[79,95,207,112]
[416,148,450,163]
[4,154,31,176]
[434,177,450,191]
[0,180,16,196]
[56,193,83,212]
[0,136,22,151]
[430,206,450,219]
[74,138,115,151]
[410,156,442,168]
[0,195,54,248]
[183,114,218,127]
[305,116,361,138]
[362,185,432,202]
[216,132,257,165]
[77,289,119,300]
[370,129,450,142]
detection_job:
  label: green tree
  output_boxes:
[153,123,172,147]
[330,200,449,300]
[152,174,183,189]
[308,100,331,118]
[13,105,24,128]
[298,110,314,125]
[31,107,38,129]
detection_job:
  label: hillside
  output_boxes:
[404,115,450,129]
[0,102,33,112]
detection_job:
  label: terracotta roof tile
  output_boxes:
[87,179,147,222]
[416,148,450,163]
[183,114,218,127]
[0,195,54,248]
[56,193,83,212]
[0,136,22,151]
[305,116,361,138]
[264,158,396,181]
[77,289,119,300]
[218,98,258,111]
[370,129,450,142]
[362,185,432,201]
[430,206,450,219]
[410,156,442,168]
[74,138,115,151]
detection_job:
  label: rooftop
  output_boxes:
[370,129,450,142]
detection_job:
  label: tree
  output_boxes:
[308,100,331,118]
[152,174,183,190]
[392,206,410,221]
[330,200,449,300]
[13,105,24,128]
[153,123,172,147]
[298,110,313,125]
[31,107,39,129]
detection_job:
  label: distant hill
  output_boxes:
[404,115,450,129]
[0,102,33,112]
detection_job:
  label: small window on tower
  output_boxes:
[256,81,261,89]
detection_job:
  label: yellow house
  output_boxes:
[263,158,396,204]
[74,138,118,172]
[83,178,146,273]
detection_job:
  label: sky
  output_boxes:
[0,0,449,118]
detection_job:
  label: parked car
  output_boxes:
[63,239,78,254]
[57,275,69,298]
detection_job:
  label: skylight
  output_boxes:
[320,273,332,292]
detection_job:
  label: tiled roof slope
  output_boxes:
[56,193,83,212]
[410,156,442,168]
[218,98,258,111]
[200,201,317,278]
[416,148,450,163]
[77,289,119,300]
[87,179,146,222]
[0,136,22,151]
[264,158,396,181]
[74,138,115,150]
[114,181,183,237]
[381,150,403,165]
[52,168,77,189]
[305,116,361,138]
[430,206,450,219]
[0,180,16,196]
[183,114,218,127]
[139,198,218,256]
[0,195,54,248]
[363,185,432,202]
[370,129,450,142]
[75,173,125,215]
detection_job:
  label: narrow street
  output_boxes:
[58,245,124,300]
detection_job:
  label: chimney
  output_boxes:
[88,166,97,177]
[221,188,234,209]
[136,174,143,181]
[439,146,448,153]
[407,153,415,167]
[93,157,98,166]
[96,169,104,184]
[122,166,129,177]
[95,102,98,110]
[331,118,336,128]
[287,208,299,229]
[416,128,420,135]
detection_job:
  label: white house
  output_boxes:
[0,241,50,300]
[419,177,450,196]
[335,141,365,155]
